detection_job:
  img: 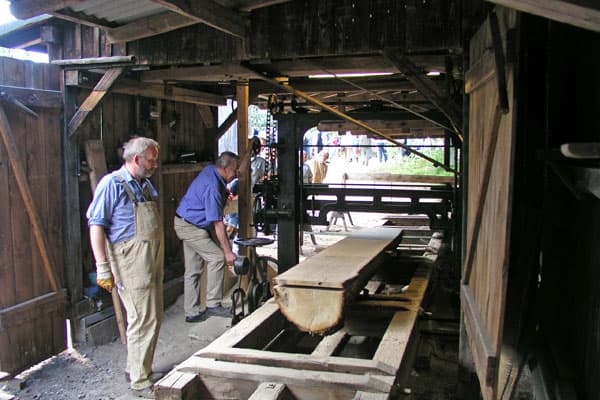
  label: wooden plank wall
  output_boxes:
[124,0,461,65]
[0,56,63,307]
[464,8,517,400]
[0,56,65,373]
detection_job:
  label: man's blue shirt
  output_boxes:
[176,165,227,229]
[86,166,158,243]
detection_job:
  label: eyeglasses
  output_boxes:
[139,155,158,165]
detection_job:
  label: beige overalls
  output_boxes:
[108,176,164,390]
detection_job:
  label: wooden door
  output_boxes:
[461,8,517,400]
[0,57,66,374]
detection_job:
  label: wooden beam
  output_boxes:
[0,85,62,108]
[118,80,226,106]
[51,8,118,30]
[237,81,251,244]
[9,0,83,19]
[67,67,125,139]
[176,357,395,395]
[141,63,263,83]
[0,105,61,292]
[14,38,42,50]
[106,11,198,44]
[217,107,237,139]
[486,0,600,32]
[150,0,247,38]
[51,55,135,66]
[237,0,293,12]
[317,119,440,133]
[66,70,226,106]
[196,347,395,375]
[384,50,462,130]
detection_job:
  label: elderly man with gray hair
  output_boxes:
[86,136,164,398]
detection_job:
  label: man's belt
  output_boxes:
[176,214,207,230]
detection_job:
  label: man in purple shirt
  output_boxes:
[174,151,248,322]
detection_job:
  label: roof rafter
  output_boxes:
[10,0,84,19]
[487,0,600,32]
[106,11,198,43]
[149,0,247,38]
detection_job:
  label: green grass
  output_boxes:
[371,147,455,176]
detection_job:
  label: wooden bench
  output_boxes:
[155,228,442,400]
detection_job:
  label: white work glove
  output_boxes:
[96,261,115,292]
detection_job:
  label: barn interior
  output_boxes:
[0,1,599,399]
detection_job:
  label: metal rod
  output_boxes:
[321,68,458,136]
[258,76,457,174]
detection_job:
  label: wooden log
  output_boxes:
[273,227,402,334]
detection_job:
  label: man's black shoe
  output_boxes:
[206,305,231,318]
[185,312,207,323]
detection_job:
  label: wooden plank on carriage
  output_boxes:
[311,328,348,357]
[196,346,396,375]
[353,392,389,400]
[372,262,432,372]
[196,300,285,354]
[176,357,395,396]
[273,227,402,334]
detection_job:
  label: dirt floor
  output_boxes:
[1,208,461,400]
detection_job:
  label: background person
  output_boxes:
[174,151,249,323]
[306,151,329,183]
[86,137,164,398]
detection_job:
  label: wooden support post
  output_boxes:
[67,67,125,138]
[236,81,250,242]
[0,104,60,292]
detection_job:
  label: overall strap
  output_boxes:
[115,174,138,204]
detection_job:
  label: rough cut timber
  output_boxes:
[273,227,402,334]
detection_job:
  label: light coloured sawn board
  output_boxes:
[273,227,402,334]
[274,227,402,288]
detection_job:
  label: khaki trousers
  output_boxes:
[174,217,225,316]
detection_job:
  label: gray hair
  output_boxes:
[216,151,240,168]
[122,137,159,161]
